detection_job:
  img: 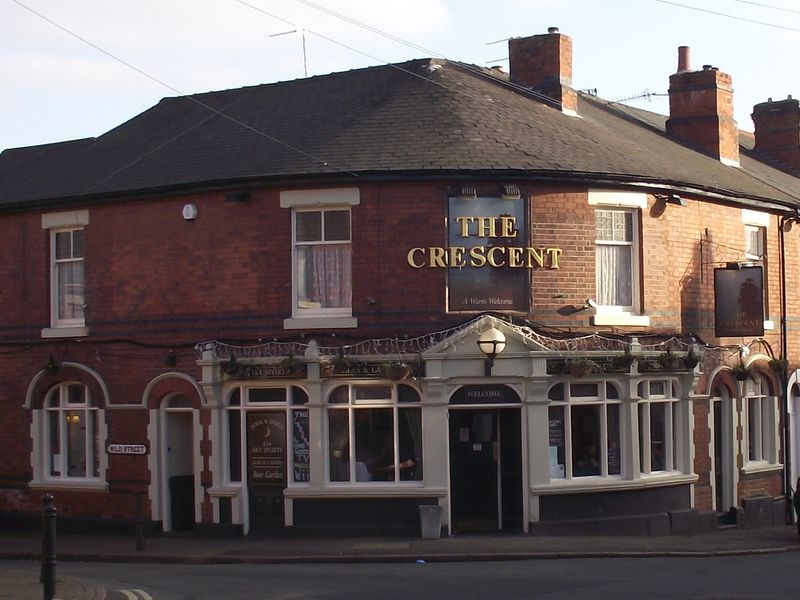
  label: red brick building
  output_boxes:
[2,29,800,536]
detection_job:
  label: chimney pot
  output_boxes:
[702,64,713,70]
[547,26,559,34]
[677,46,691,72]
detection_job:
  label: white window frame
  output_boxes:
[225,385,310,487]
[547,381,623,481]
[41,210,89,338]
[280,189,359,330]
[637,379,681,475]
[30,381,107,490]
[742,374,780,472]
[588,191,649,327]
[326,383,423,485]
[742,210,774,330]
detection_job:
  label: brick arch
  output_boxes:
[705,360,777,398]
[24,361,110,409]
[142,372,205,410]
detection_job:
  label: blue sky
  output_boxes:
[2,0,798,151]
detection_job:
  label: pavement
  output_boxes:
[1,525,799,599]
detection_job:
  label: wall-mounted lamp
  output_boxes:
[782,208,800,232]
[665,193,687,206]
[654,193,688,209]
[459,184,477,200]
[501,184,521,200]
[477,326,507,376]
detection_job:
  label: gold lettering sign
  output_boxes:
[408,214,562,269]
[406,246,562,268]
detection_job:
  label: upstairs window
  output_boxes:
[281,188,359,330]
[588,191,648,327]
[53,229,85,326]
[745,223,770,322]
[294,208,352,315]
[595,209,636,310]
[742,210,772,329]
[41,210,89,338]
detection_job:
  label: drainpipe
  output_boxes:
[779,216,792,520]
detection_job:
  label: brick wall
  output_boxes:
[0,178,793,522]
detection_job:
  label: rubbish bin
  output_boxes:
[418,504,443,539]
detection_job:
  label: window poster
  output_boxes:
[548,406,566,478]
[247,412,286,486]
[292,410,310,483]
[448,196,530,312]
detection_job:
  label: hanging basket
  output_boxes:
[567,358,600,377]
[382,362,412,381]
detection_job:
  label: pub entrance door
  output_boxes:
[247,410,287,533]
[449,406,523,532]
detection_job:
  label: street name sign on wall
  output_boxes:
[107,444,147,455]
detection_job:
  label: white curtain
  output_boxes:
[58,261,84,320]
[596,245,632,306]
[299,244,351,309]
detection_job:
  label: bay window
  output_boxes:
[547,382,622,479]
[328,383,422,483]
[226,386,310,485]
[637,380,680,474]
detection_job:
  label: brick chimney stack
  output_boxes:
[752,96,800,176]
[666,48,740,166]
[508,27,578,115]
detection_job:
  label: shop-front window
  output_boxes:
[226,386,309,485]
[548,382,621,479]
[744,374,778,465]
[328,383,422,483]
[45,383,99,479]
[637,380,680,474]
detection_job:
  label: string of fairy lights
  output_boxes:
[194,314,773,369]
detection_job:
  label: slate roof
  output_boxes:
[1,58,798,211]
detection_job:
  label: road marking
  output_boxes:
[116,590,154,600]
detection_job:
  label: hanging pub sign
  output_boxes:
[247,412,286,485]
[714,265,764,337]
[406,196,563,313]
